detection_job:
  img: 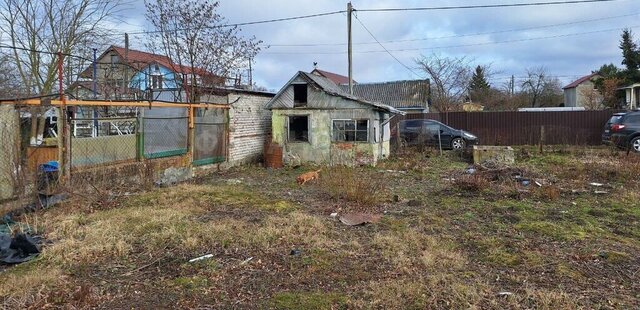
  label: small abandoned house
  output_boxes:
[266,71,404,166]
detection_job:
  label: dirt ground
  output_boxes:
[1,146,639,309]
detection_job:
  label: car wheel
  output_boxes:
[451,137,465,150]
[631,137,640,152]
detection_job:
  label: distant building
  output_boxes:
[563,73,601,108]
[619,83,640,110]
[69,45,224,101]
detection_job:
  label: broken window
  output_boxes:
[288,115,309,142]
[293,84,307,107]
[333,119,368,142]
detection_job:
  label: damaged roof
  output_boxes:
[340,80,429,109]
[310,69,354,85]
[292,71,405,114]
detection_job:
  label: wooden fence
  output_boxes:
[391,110,622,146]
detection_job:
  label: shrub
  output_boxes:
[318,166,386,206]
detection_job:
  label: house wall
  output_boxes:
[564,88,577,107]
[200,92,275,166]
[271,108,389,166]
[227,93,273,166]
[0,105,18,200]
[130,64,180,90]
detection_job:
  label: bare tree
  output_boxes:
[416,53,472,112]
[521,67,547,108]
[601,77,623,109]
[0,0,123,144]
[520,66,563,108]
[578,87,603,110]
[144,0,262,103]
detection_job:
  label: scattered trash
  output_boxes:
[226,179,243,185]
[0,233,40,264]
[497,291,513,297]
[534,181,543,187]
[589,182,604,187]
[296,169,321,185]
[465,167,477,175]
[188,254,213,263]
[381,170,407,174]
[289,249,302,256]
[521,180,530,186]
[240,257,253,265]
[2,193,69,227]
[339,213,382,226]
[329,212,338,218]
[594,190,609,195]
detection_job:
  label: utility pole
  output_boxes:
[510,75,515,96]
[124,33,129,97]
[248,57,253,90]
[347,2,353,95]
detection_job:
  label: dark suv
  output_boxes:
[602,112,626,144]
[394,119,478,150]
[610,111,640,152]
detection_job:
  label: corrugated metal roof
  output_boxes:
[299,72,404,114]
[310,69,353,84]
[339,80,429,109]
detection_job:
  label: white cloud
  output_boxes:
[117,0,638,89]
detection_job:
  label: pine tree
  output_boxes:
[620,29,639,72]
[468,65,490,102]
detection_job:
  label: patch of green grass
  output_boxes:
[173,275,209,291]
[269,291,347,310]
[516,220,592,241]
[378,216,408,232]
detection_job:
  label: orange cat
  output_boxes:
[296,169,321,185]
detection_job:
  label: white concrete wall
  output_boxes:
[227,94,273,166]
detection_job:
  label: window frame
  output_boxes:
[332,119,369,143]
[151,74,164,89]
[287,115,310,143]
[292,83,308,107]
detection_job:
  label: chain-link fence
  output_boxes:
[1,102,229,198]
[70,117,138,167]
[193,108,227,166]
[142,107,188,159]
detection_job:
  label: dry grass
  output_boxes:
[317,166,387,206]
[1,146,639,308]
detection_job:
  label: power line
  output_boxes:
[357,0,626,12]
[269,12,639,47]
[126,10,346,35]
[353,14,423,79]
[0,45,185,80]
[263,25,639,55]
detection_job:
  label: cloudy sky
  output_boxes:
[117,0,639,91]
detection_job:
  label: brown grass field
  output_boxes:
[1,146,639,309]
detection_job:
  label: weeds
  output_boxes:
[454,174,489,192]
[317,166,386,206]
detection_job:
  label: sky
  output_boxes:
[114,0,639,92]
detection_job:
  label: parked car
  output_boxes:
[610,111,640,152]
[602,112,626,144]
[394,119,478,150]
